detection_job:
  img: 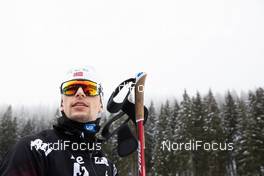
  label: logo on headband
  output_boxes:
[73,72,83,77]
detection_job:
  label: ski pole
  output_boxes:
[135,72,147,176]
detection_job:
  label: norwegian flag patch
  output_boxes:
[73,71,83,77]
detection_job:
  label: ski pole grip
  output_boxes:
[135,73,147,121]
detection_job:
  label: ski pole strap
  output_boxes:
[98,77,149,157]
[99,111,139,157]
[107,78,148,125]
[101,111,128,140]
[107,78,135,113]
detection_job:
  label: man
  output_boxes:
[0,66,118,176]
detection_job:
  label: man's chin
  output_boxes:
[70,112,98,122]
[70,113,89,123]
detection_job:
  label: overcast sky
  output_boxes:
[0,0,263,107]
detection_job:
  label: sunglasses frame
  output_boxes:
[60,79,100,97]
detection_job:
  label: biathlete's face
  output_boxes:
[60,80,102,123]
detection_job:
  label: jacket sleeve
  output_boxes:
[112,163,118,176]
[0,137,46,176]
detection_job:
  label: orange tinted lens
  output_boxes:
[61,80,98,96]
[63,85,78,96]
[82,84,98,96]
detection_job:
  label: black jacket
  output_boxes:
[0,115,118,176]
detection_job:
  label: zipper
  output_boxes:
[89,152,98,176]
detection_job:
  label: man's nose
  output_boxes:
[75,87,86,97]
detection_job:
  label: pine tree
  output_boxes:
[176,90,193,175]
[236,95,252,176]
[251,88,264,174]
[222,91,239,176]
[203,90,226,176]
[145,101,158,176]
[239,88,264,175]
[153,101,173,175]
[20,118,36,138]
[178,90,193,141]
[190,92,208,176]
[162,100,174,175]
[169,100,181,175]
[0,105,18,160]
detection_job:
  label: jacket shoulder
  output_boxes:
[0,130,57,176]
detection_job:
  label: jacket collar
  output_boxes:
[53,113,101,143]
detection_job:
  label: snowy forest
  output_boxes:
[0,88,263,176]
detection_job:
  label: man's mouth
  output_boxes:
[72,102,88,107]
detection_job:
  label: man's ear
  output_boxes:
[60,99,64,112]
[99,97,103,112]
[98,103,103,113]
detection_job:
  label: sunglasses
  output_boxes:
[60,80,100,96]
